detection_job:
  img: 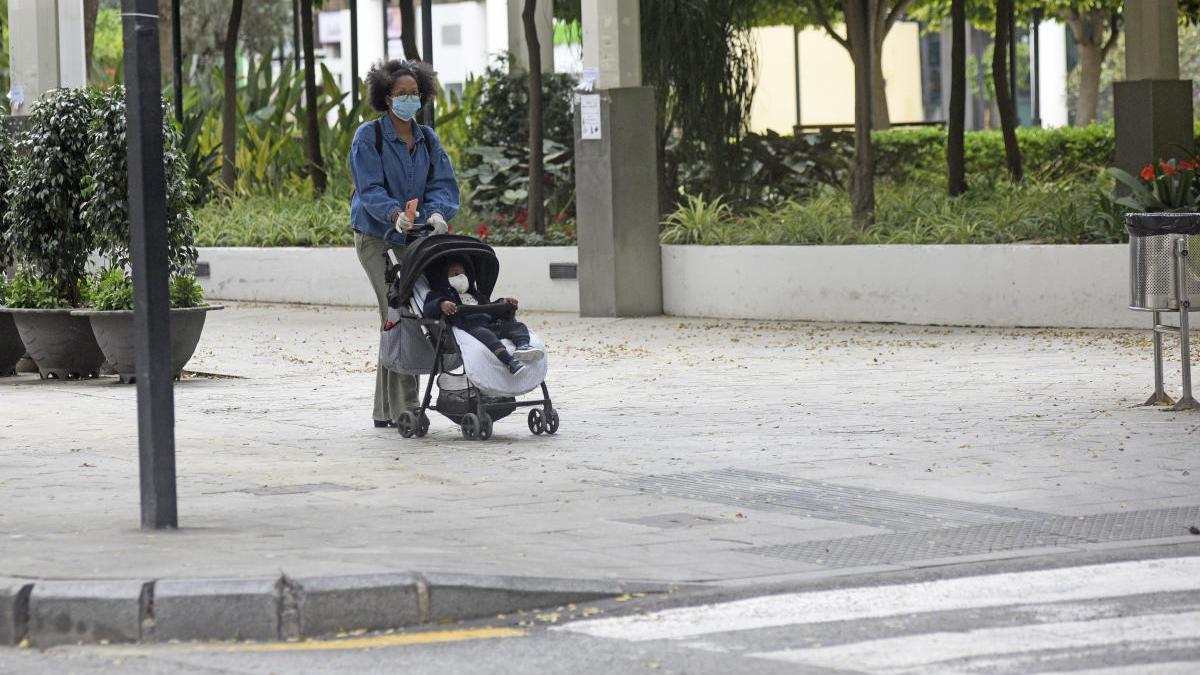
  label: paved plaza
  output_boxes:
[1,303,1197,585]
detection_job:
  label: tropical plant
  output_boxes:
[660,194,735,245]
[1109,158,1200,213]
[89,267,135,311]
[169,275,205,308]
[459,140,574,218]
[0,120,13,273]
[3,271,70,310]
[3,88,97,307]
[80,85,197,274]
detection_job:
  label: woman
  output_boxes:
[351,60,459,428]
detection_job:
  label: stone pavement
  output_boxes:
[1,303,1197,587]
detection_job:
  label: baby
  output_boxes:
[423,257,544,374]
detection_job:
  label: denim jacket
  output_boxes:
[349,117,460,245]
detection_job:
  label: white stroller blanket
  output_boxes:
[411,277,549,397]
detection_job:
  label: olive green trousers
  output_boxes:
[355,231,419,423]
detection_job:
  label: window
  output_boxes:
[441,24,462,47]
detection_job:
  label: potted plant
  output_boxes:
[2,88,106,379]
[0,121,27,376]
[72,270,220,383]
[71,86,220,383]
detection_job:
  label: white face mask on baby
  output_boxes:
[449,274,470,294]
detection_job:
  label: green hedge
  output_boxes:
[873,125,1117,182]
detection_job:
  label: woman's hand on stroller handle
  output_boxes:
[440,300,459,316]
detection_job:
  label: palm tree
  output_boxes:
[300,0,326,196]
[221,0,244,191]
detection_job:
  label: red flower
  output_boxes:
[1141,164,1156,181]
[565,229,574,239]
[1160,161,1177,176]
[1180,160,1200,172]
[515,210,527,223]
[553,213,566,223]
[476,223,490,239]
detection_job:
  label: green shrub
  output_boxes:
[661,176,1126,246]
[170,275,205,308]
[660,194,734,244]
[90,268,134,311]
[4,271,70,309]
[195,193,355,247]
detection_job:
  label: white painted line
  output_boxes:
[750,611,1200,674]
[1039,662,1200,675]
[556,556,1200,642]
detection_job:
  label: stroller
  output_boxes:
[383,234,560,441]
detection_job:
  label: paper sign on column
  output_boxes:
[580,94,602,140]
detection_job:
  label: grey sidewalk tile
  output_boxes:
[0,578,34,646]
[294,573,420,638]
[27,579,147,647]
[151,577,280,642]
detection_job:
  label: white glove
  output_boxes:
[428,212,448,235]
[393,209,417,233]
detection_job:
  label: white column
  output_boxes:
[1037,20,1068,128]
[357,0,386,76]
[485,0,509,67]
[581,0,640,88]
[506,0,553,73]
[57,0,87,89]
[7,0,62,114]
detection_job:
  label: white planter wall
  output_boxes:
[662,244,1145,329]
[197,246,580,313]
[199,244,1150,329]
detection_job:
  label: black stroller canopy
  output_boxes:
[392,235,500,306]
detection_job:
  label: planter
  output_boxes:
[0,311,25,375]
[6,308,106,379]
[71,306,224,384]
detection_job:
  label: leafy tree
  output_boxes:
[301,0,327,196]
[947,0,966,196]
[992,0,1022,180]
[523,0,546,234]
[221,0,245,191]
[399,0,420,60]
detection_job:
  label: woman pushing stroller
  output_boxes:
[423,257,545,375]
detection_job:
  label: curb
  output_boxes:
[0,572,690,647]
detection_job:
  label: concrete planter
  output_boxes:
[0,311,25,375]
[71,306,223,384]
[196,246,580,312]
[662,243,1144,329]
[6,309,106,379]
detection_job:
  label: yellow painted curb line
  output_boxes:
[219,626,527,653]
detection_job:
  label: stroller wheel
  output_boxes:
[415,411,430,437]
[397,411,418,438]
[527,409,545,435]
[461,413,480,440]
[478,413,493,441]
[544,408,560,435]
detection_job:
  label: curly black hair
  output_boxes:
[365,59,436,112]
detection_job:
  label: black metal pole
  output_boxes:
[1031,9,1042,127]
[421,0,434,127]
[350,0,360,109]
[382,0,390,60]
[122,0,178,530]
[171,0,183,125]
[292,0,302,69]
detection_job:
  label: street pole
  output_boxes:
[1031,9,1042,127]
[421,0,434,127]
[171,0,183,125]
[350,0,360,109]
[122,0,178,530]
[1008,2,1018,122]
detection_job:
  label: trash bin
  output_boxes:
[1127,213,1200,311]
[1126,212,1199,410]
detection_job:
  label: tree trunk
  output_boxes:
[947,0,966,196]
[523,0,546,234]
[1075,45,1103,125]
[221,0,244,192]
[992,0,1022,181]
[871,37,890,129]
[301,0,327,196]
[159,0,174,83]
[845,0,875,228]
[399,0,421,60]
[83,0,99,77]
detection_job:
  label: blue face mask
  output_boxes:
[391,94,421,121]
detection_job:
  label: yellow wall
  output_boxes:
[748,22,925,133]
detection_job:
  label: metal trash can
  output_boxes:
[1126,212,1199,410]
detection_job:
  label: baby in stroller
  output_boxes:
[422,257,545,374]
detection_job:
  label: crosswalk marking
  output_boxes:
[556,556,1200,642]
[749,610,1200,673]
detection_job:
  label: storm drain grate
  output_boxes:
[743,505,1200,568]
[601,468,1050,532]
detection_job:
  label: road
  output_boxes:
[4,545,1198,674]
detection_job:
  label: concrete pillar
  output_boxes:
[574,0,661,317]
[506,0,553,73]
[1114,0,1192,177]
[57,0,87,90]
[1036,20,1068,128]
[7,0,61,115]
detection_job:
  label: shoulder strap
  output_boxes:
[374,117,384,155]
